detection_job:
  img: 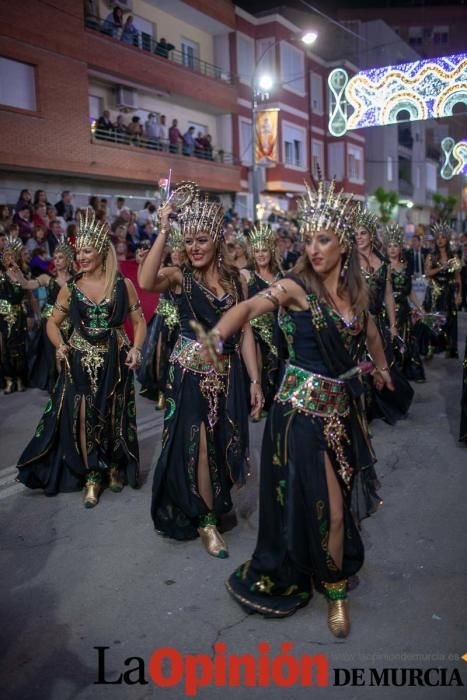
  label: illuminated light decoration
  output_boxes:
[328,53,467,137]
[441,137,467,179]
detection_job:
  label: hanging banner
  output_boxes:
[255,108,279,165]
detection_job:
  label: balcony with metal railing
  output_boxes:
[84,15,234,85]
[89,123,241,193]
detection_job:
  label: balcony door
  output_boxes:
[181,38,199,70]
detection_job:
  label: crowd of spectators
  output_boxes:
[95,111,216,160]
[85,4,176,58]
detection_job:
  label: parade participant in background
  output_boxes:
[16,209,146,507]
[137,230,184,408]
[424,222,462,359]
[385,224,425,383]
[28,241,75,392]
[355,208,413,424]
[195,180,392,637]
[139,185,262,558]
[460,336,467,443]
[240,224,282,415]
[0,236,46,393]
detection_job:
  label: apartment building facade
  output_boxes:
[0,0,240,207]
[231,7,366,219]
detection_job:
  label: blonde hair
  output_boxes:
[103,242,118,299]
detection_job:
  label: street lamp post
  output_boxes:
[249,31,317,221]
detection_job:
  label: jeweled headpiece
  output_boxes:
[76,208,110,256]
[4,235,23,258]
[431,221,451,240]
[298,179,357,246]
[249,224,275,251]
[178,194,225,243]
[354,205,379,241]
[383,224,405,247]
[54,237,75,261]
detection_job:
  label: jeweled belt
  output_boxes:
[276,364,350,417]
[41,303,54,319]
[0,300,23,335]
[170,335,229,376]
[170,335,230,429]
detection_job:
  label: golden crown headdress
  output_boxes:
[4,235,23,257]
[354,205,379,241]
[248,224,275,251]
[76,208,110,256]
[298,179,357,246]
[54,237,75,261]
[431,221,451,240]
[383,224,405,247]
[178,194,224,243]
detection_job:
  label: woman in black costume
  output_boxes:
[16,209,146,507]
[139,186,262,559]
[0,236,48,393]
[137,236,183,408]
[195,180,393,638]
[460,336,467,443]
[384,224,425,382]
[28,242,75,392]
[240,224,282,415]
[424,222,462,359]
[355,209,413,424]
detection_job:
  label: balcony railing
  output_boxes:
[91,126,241,166]
[84,15,234,85]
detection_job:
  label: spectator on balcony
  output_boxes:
[84,0,100,30]
[96,110,114,140]
[0,205,12,229]
[112,197,130,221]
[145,113,159,148]
[169,119,183,154]
[200,133,213,160]
[115,114,128,143]
[14,205,34,242]
[137,202,157,229]
[194,131,205,158]
[155,37,174,59]
[26,224,52,260]
[55,191,74,222]
[127,115,143,145]
[121,15,139,46]
[158,115,168,151]
[182,126,196,156]
[47,219,64,256]
[15,189,33,214]
[32,203,49,230]
[101,6,123,38]
[33,190,50,208]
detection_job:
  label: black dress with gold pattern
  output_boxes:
[226,279,378,618]
[28,277,72,393]
[17,273,139,494]
[391,265,425,382]
[151,266,250,540]
[0,269,28,387]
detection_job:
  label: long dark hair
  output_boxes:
[294,243,368,315]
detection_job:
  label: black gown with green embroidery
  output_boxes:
[424,253,459,358]
[362,261,414,424]
[246,271,281,411]
[226,279,378,618]
[17,273,139,495]
[151,267,250,540]
[0,269,28,387]
[460,336,467,443]
[391,265,425,382]
[28,277,72,393]
[137,292,180,401]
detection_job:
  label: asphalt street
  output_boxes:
[1,315,466,700]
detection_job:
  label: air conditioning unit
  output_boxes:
[115,86,137,111]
